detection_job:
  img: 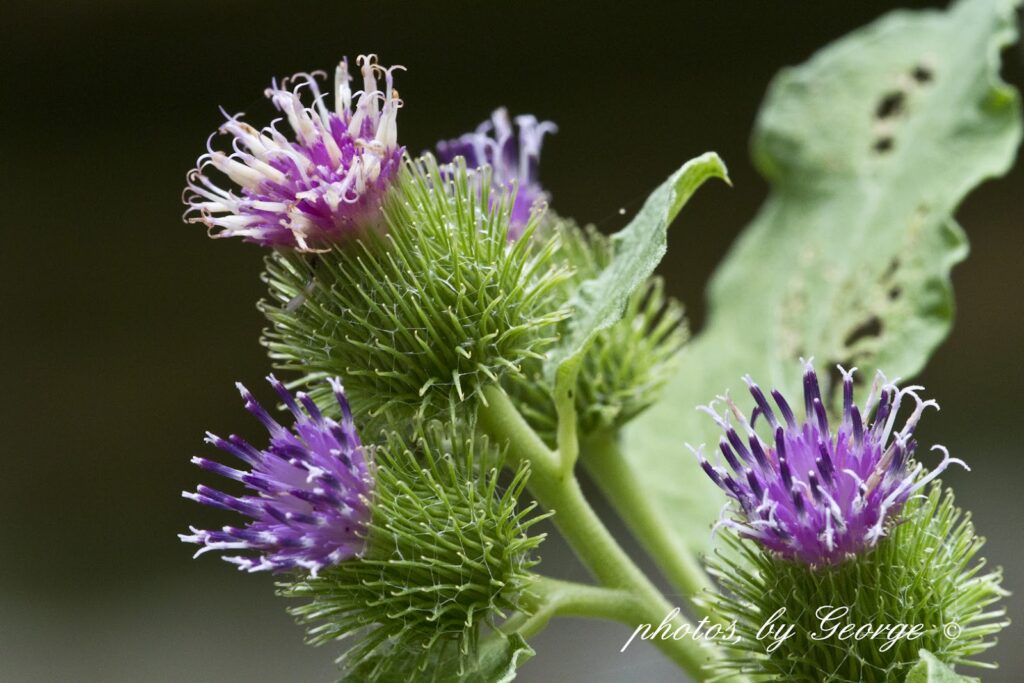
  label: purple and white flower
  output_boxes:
[436,108,556,239]
[693,360,967,566]
[183,55,404,251]
[180,376,373,576]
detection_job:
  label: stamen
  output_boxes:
[816,442,835,484]
[839,365,857,423]
[779,456,793,490]
[749,435,769,469]
[744,375,779,428]
[813,398,829,435]
[791,487,807,519]
[726,429,753,464]
[851,405,864,446]
[746,469,764,499]
[807,471,823,503]
[718,440,743,474]
[774,426,788,462]
[700,459,724,488]
[771,389,797,428]
[802,357,821,417]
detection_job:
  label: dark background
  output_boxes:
[2,1,1021,681]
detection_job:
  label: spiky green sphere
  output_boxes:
[282,423,546,681]
[262,155,570,427]
[706,485,1006,682]
[511,220,687,445]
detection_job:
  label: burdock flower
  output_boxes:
[180,376,373,576]
[183,55,404,251]
[436,108,556,238]
[694,360,967,566]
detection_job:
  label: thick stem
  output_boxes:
[505,577,644,639]
[478,385,717,679]
[584,435,716,615]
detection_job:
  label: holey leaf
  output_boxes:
[624,0,1022,556]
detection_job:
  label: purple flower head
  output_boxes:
[180,376,373,576]
[694,360,967,566]
[436,108,556,239]
[183,55,405,251]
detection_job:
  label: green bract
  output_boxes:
[282,423,546,681]
[512,220,688,445]
[262,154,570,426]
[705,485,1007,682]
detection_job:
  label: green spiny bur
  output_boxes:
[261,154,571,427]
[512,219,687,445]
[281,422,547,681]
[705,484,1007,682]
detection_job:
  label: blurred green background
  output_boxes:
[1,1,1021,680]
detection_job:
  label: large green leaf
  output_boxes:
[904,649,979,683]
[624,0,1021,554]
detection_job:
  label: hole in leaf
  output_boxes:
[911,64,934,83]
[875,91,906,119]
[883,256,901,279]
[844,316,883,348]
[873,137,894,153]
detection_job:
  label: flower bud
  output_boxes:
[283,423,546,678]
[183,55,404,251]
[511,220,687,444]
[698,362,1006,679]
[436,108,557,240]
[262,155,571,425]
[180,376,373,576]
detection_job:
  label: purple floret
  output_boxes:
[694,360,967,566]
[436,108,556,239]
[180,376,373,576]
[183,55,405,251]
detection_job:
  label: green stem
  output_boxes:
[504,576,644,639]
[554,368,580,475]
[584,434,716,616]
[478,385,717,679]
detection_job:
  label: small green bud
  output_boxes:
[281,422,546,681]
[511,220,688,445]
[705,485,1007,682]
[261,154,571,426]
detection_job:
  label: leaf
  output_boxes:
[545,153,729,460]
[623,0,1022,555]
[547,153,728,386]
[474,632,535,683]
[343,632,534,683]
[905,649,979,683]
